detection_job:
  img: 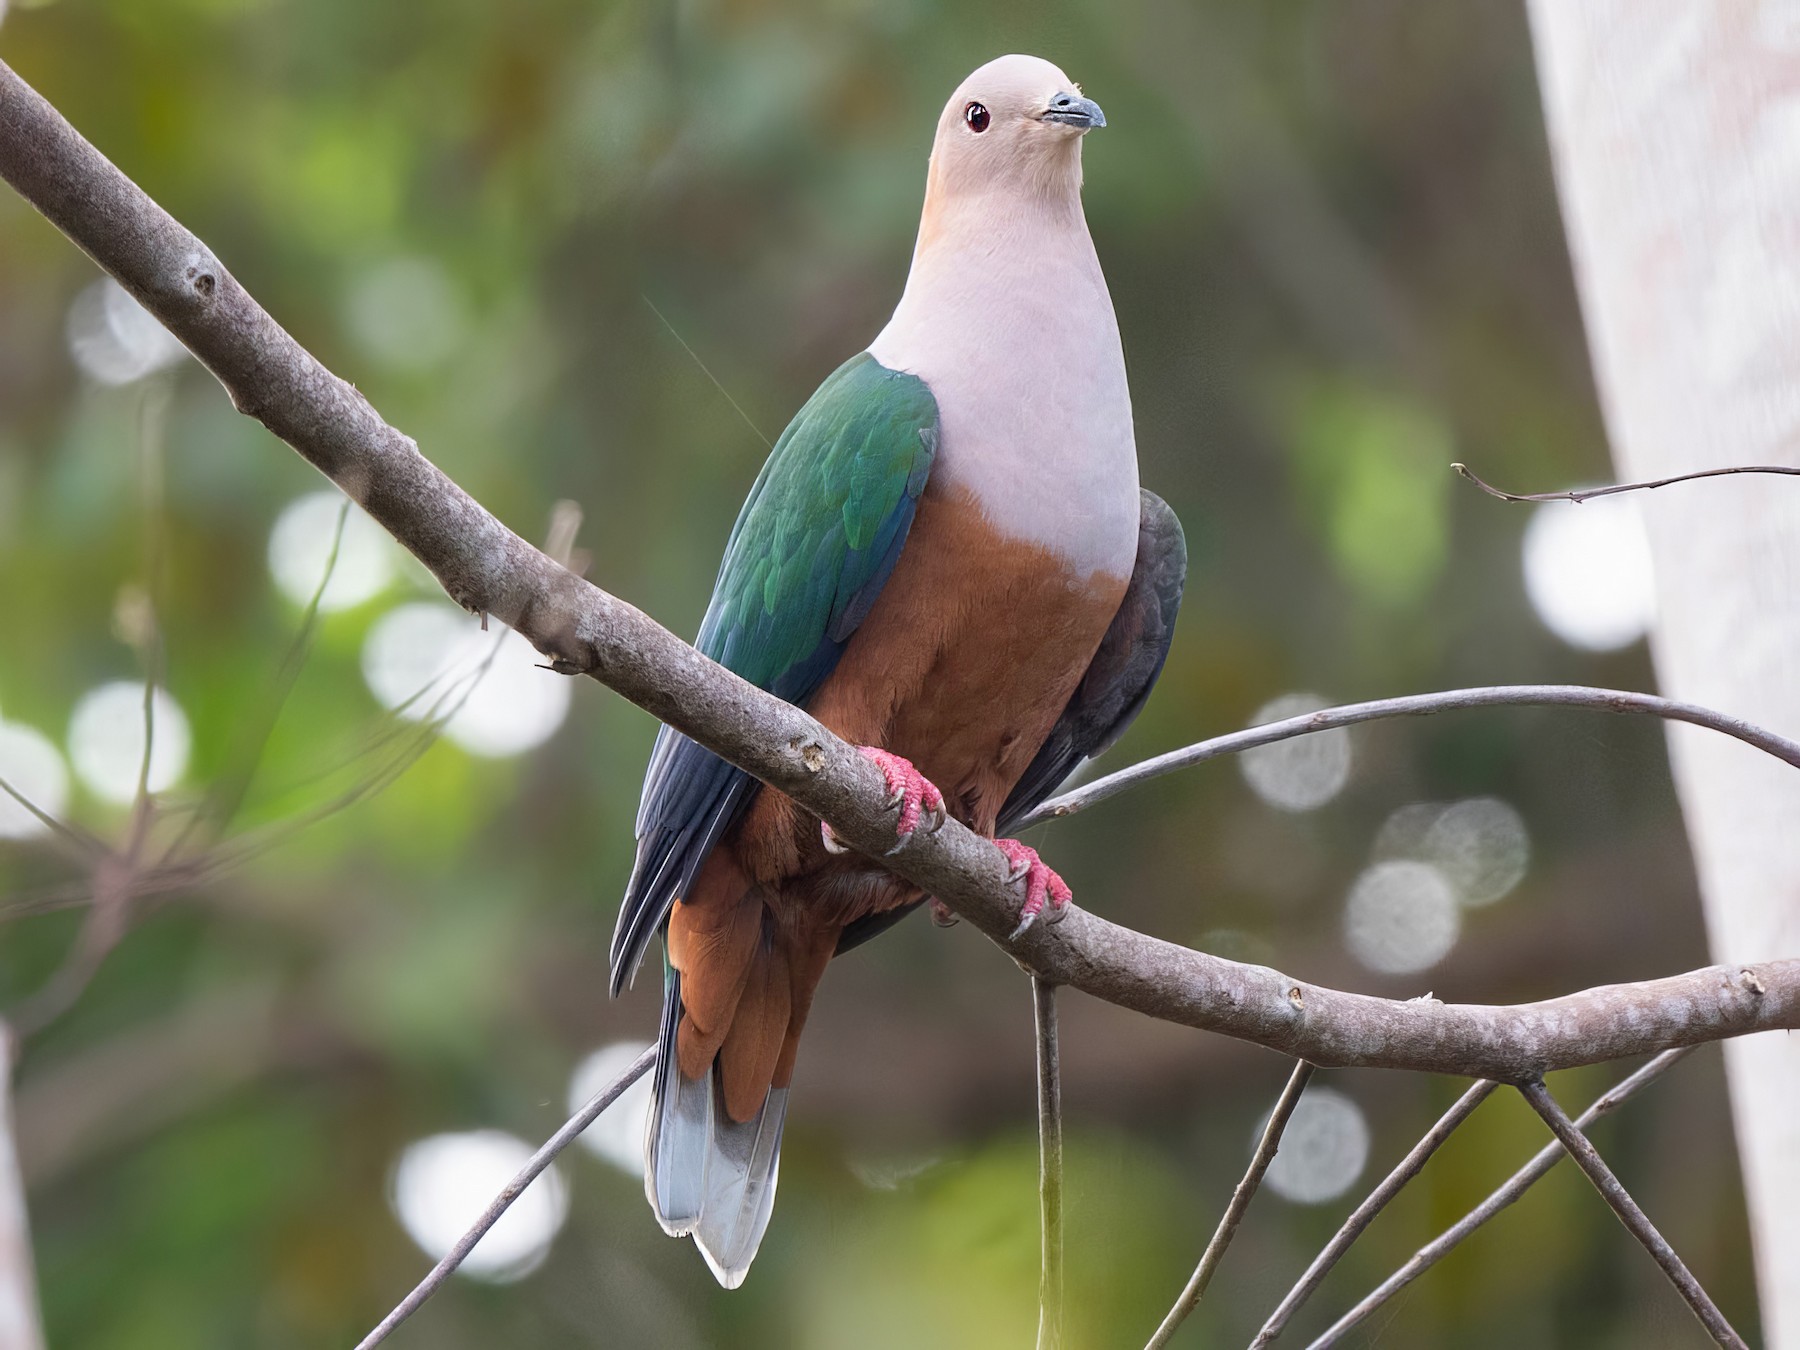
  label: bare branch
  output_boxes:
[355,1045,655,1350]
[1146,1061,1315,1350]
[1033,976,1064,1350]
[164,498,349,859]
[1026,684,1800,827]
[3,58,1799,1080]
[1250,1078,1498,1346]
[1308,1048,1693,1349]
[0,1026,45,1350]
[1517,1078,1747,1349]
[8,855,137,1040]
[0,772,100,860]
[1454,459,1800,504]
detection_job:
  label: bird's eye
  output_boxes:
[964,101,990,133]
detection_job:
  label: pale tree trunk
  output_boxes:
[0,1030,44,1350]
[1528,3,1800,1341]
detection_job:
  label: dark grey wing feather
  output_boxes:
[997,489,1186,830]
[609,729,757,994]
[835,489,1187,955]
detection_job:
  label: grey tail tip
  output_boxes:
[644,965,789,1288]
[697,1238,752,1291]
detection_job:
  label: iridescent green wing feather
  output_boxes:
[610,353,938,989]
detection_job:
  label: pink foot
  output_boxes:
[995,839,1073,941]
[822,747,946,856]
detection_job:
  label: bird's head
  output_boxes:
[924,54,1105,208]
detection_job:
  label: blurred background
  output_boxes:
[0,0,1757,1346]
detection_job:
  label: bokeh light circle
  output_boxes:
[1262,1086,1370,1204]
[1522,496,1655,651]
[1240,693,1352,812]
[67,682,192,805]
[568,1042,655,1178]
[360,602,571,757]
[65,279,188,386]
[1423,797,1529,907]
[1374,797,1530,908]
[1343,859,1461,974]
[0,720,70,839]
[267,491,397,612]
[390,1130,569,1282]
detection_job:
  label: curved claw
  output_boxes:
[821,747,947,856]
[861,747,945,842]
[995,839,1073,941]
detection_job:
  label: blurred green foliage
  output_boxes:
[0,0,1760,1346]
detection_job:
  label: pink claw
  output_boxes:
[995,839,1073,940]
[821,747,947,856]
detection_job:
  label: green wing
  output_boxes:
[698,352,938,693]
[610,352,939,989]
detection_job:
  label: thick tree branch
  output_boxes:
[3,57,1799,1080]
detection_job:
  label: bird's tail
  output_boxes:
[644,958,791,1289]
[645,847,838,1287]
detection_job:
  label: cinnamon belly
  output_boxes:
[729,483,1128,926]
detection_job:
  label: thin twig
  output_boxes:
[8,387,173,1039]
[1033,975,1064,1350]
[7,858,132,1038]
[0,1024,45,1350]
[642,296,773,449]
[198,634,506,879]
[1517,1078,1747,1349]
[1025,684,1800,827]
[1454,460,1800,504]
[355,1045,655,1350]
[130,379,169,823]
[1146,1061,1315,1350]
[0,773,100,860]
[1250,1079,1498,1347]
[162,498,349,862]
[1307,1048,1693,1349]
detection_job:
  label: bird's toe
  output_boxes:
[853,746,946,847]
[994,839,1072,941]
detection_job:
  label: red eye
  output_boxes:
[964,101,990,133]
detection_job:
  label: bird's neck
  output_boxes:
[867,183,1138,584]
[912,157,1086,263]
[878,186,1106,361]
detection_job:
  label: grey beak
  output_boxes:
[1041,91,1106,130]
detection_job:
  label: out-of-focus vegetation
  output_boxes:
[0,1,1758,1346]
